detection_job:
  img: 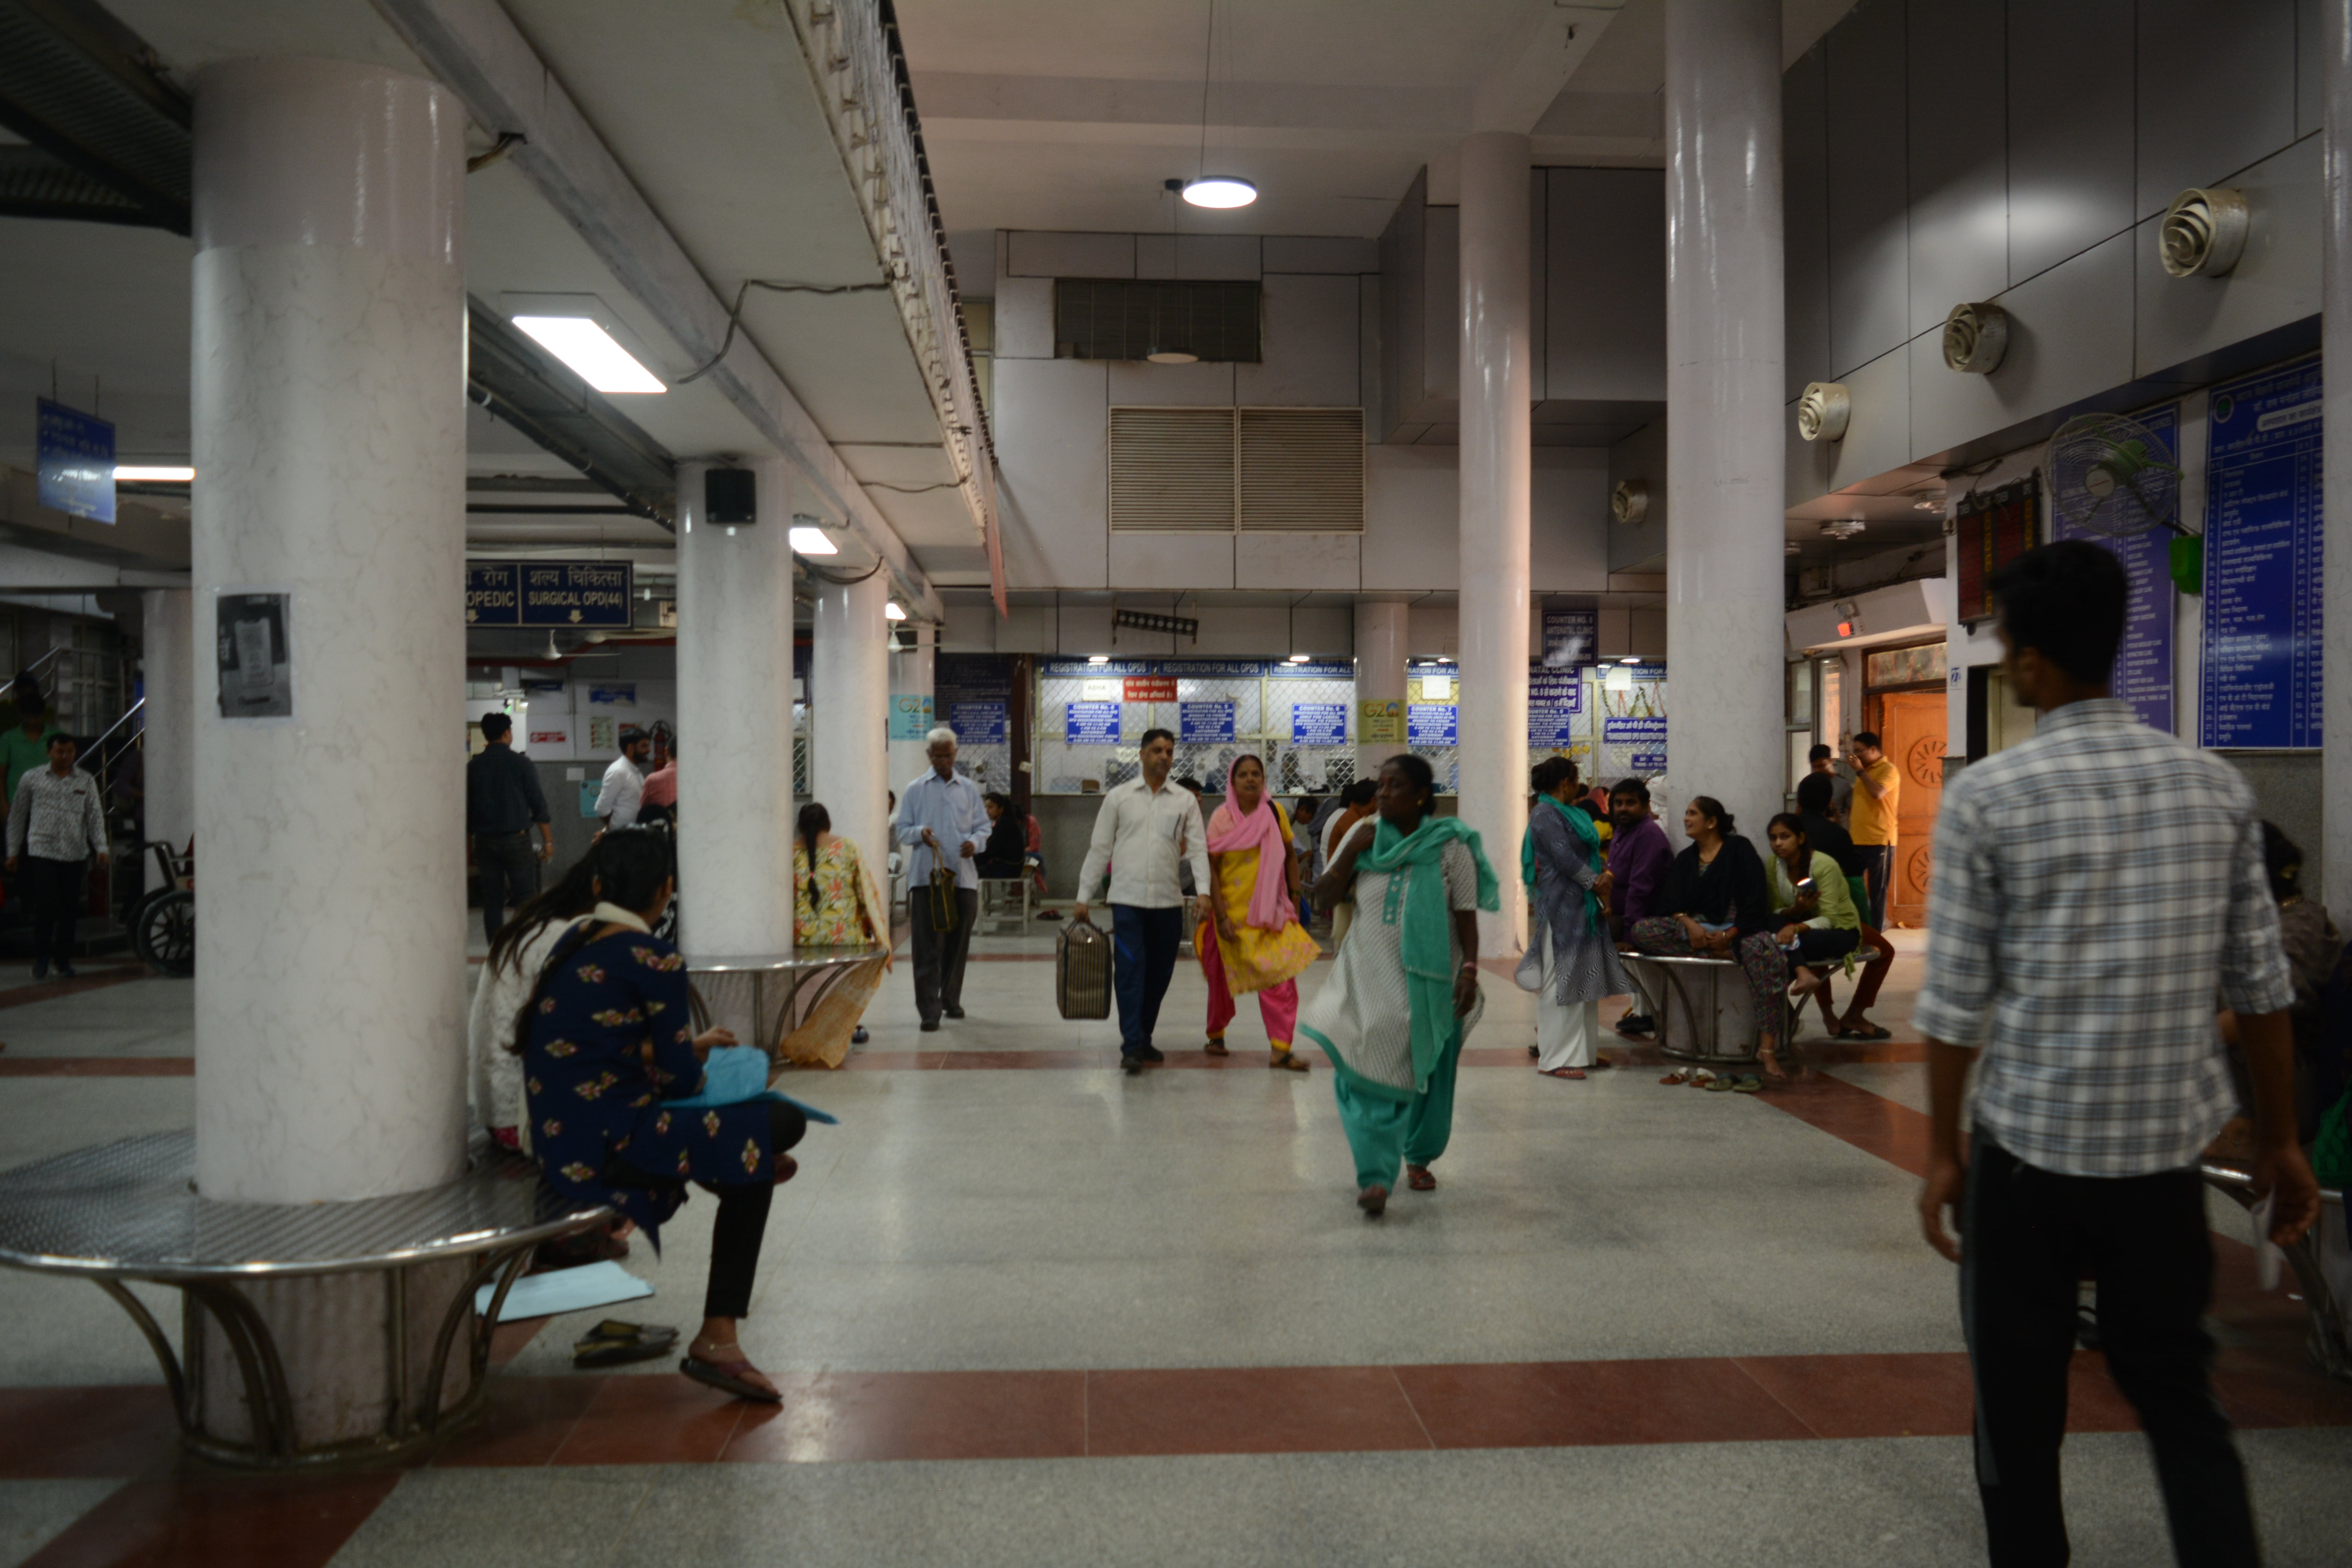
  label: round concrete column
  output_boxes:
[675,458,798,961]
[811,565,892,895]
[887,621,936,797]
[1353,599,1408,784]
[191,57,467,1204]
[1664,0,1786,840]
[2324,0,2352,913]
[1457,130,1533,953]
[140,588,193,891]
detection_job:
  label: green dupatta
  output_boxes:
[1519,792,1606,935]
[1358,813,1501,1088]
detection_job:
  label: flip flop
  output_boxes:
[1539,1067,1586,1080]
[573,1324,677,1368]
[680,1354,783,1404]
[1731,1075,1764,1093]
[1841,1022,1892,1041]
[1659,1070,1690,1085]
[1357,1185,1388,1217]
[1270,1051,1310,1073]
[1406,1165,1437,1191]
[1704,1074,1735,1092]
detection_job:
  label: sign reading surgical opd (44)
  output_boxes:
[466,560,635,628]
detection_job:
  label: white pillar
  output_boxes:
[2325,0,2352,914]
[1354,599,1408,784]
[140,588,193,889]
[1664,0,1786,843]
[887,621,936,798]
[674,459,799,960]
[191,58,466,1204]
[1457,130,1533,953]
[811,565,892,893]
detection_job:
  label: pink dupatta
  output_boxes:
[1204,760,1295,930]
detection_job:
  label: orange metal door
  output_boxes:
[1878,691,1946,927]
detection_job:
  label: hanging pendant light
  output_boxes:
[1181,177,1255,209]
[1145,178,1200,363]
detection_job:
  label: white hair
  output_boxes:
[925,726,959,748]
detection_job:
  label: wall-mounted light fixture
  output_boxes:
[1942,301,2008,374]
[2160,187,2250,277]
[1798,382,1850,442]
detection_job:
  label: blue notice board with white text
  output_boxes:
[1065,702,1122,745]
[2051,404,2177,735]
[2202,359,2323,749]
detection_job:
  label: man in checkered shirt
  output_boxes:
[1915,541,2318,1567]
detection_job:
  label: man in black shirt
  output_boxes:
[467,712,554,942]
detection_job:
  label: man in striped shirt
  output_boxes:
[1914,541,2317,1567]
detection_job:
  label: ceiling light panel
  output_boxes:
[1183,177,1256,209]
[788,526,838,555]
[511,316,666,394]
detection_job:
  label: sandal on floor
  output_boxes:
[573,1322,677,1368]
[1406,1164,1437,1191]
[1588,1056,1613,1070]
[1204,1038,1229,1056]
[1704,1074,1736,1092]
[1840,1021,1892,1041]
[1270,1050,1310,1073]
[679,1353,783,1403]
[1357,1185,1388,1217]
[1659,1070,1690,1085]
[1731,1075,1764,1093]
[1539,1067,1586,1080]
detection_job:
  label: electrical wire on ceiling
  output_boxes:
[802,556,889,586]
[677,277,893,385]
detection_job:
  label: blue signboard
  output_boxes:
[1065,701,1122,744]
[36,399,114,523]
[1291,702,1347,746]
[1180,700,1234,743]
[948,700,1008,744]
[586,683,637,707]
[2053,404,2178,734]
[2202,359,2323,749]
[1630,750,1668,772]
[1527,665,1584,746]
[1604,716,1667,748]
[467,560,634,628]
[1541,608,1597,668]
[1408,704,1457,745]
[1265,661,1356,681]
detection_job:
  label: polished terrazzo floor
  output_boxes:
[0,924,2347,1566]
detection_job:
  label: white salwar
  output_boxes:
[1534,940,1599,1070]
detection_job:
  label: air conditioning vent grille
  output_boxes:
[1238,407,1364,531]
[1108,407,1236,532]
[1056,279,1261,362]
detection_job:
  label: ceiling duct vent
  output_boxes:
[2160,187,2250,278]
[1109,406,1236,532]
[1797,382,1850,441]
[1056,279,1262,363]
[1238,407,1363,532]
[1942,302,2009,374]
[1610,479,1650,524]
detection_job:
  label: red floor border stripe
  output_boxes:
[0,1058,193,1077]
[0,966,151,1011]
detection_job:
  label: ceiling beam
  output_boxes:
[371,0,942,622]
[1470,3,1626,135]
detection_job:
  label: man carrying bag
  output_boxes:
[895,726,987,1033]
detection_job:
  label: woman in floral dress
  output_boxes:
[786,802,891,1065]
[518,829,805,1402]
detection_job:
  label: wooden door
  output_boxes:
[1877,691,1947,927]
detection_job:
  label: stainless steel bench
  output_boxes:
[1620,952,1795,1066]
[2198,1161,2350,1383]
[0,1130,611,1466]
[688,947,891,1061]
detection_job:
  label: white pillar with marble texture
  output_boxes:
[140,588,193,891]
[675,458,798,960]
[191,58,467,1204]
[1664,0,1786,842]
[811,565,893,890]
[1457,130,1533,953]
[2324,0,2352,915]
[1354,599,1409,784]
[887,621,936,798]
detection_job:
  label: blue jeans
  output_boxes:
[1111,904,1185,1053]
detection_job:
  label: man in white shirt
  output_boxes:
[4,733,108,979]
[1074,728,1210,1073]
[595,728,652,829]
[895,727,988,1031]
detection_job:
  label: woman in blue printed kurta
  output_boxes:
[515,831,805,1402]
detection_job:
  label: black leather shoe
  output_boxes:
[1136,1044,1165,1063]
[920,1019,940,1033]
[944,1006,965,1020]
[54,964,76,980]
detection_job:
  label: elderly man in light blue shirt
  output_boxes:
[895,726,989,1031]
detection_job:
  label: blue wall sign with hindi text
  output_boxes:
[1291,703,1347,746]
[1180,701,1234,743]
[1065,702,1122,744]
[36,399,114,523]
[948,701,1008,744]
[467,560,634,628]
[2202,359,2322,750]
[2052,404,2178,733]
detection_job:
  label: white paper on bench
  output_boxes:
[474,1258,653,1322]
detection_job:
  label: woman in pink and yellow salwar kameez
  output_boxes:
[1197,755,1321,1071]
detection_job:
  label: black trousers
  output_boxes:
[1855,844,1895,929]
[474,831,541,945]
[910,886,977,1024]
[1961,1133,2258,1568]
[603,1100,808,1319]
[21,855,85,969]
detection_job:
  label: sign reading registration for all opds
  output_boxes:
[466,560,635,628]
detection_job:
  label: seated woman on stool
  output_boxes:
[514,828,806,1403]
[1627,797,1789,1082]
[1764,813,1862,1018]
[975,791,1028,880]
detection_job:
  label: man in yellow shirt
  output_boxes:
[1846,731,1900,926]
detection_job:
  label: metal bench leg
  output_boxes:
[93,1279,192,1437]
[182,1280,296,1462]
[422,1241,538,1434]
[2205,1185,2352,1384]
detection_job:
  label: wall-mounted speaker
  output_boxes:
[705,467,756,524]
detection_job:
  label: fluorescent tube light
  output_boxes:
[511,316,666,394]
[788,526,838,555]
[1087,655,1110,664]
[114,465,193,482]
[884,600,907,621]
[1287,653,1310,662]
[1182,177,1256,209]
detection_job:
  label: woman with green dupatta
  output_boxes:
[1298,754,1500,1217]
[1517,756,1631,1079]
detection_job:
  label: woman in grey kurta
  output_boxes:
[1517,757,1631,1077]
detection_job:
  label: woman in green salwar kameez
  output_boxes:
[1298,755,1501,1216]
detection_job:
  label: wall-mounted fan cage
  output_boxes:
[1610,479,1649,524]
[1797,381,1849,441]
[1943,301,2008,374]
[2160,187,2249,278]
[2043,412,2201,594]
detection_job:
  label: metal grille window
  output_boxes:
[1109,407,1365,534]
[1033,661,1358,797]
[1056,279,1260,362]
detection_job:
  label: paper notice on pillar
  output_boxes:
[214,592,293,719]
